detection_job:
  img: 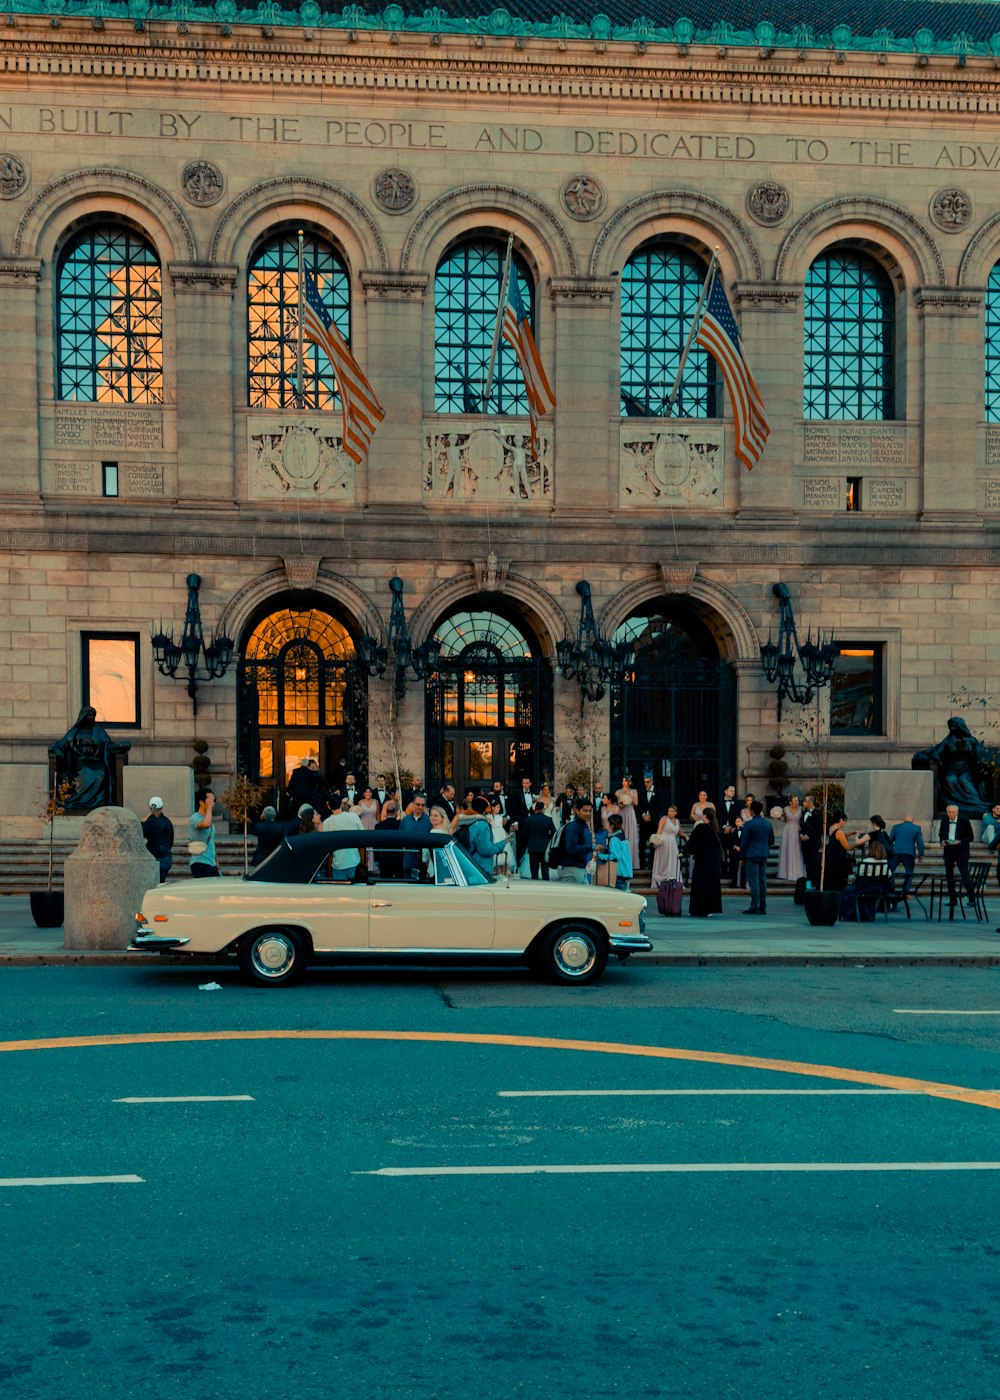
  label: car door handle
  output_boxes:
[372,900,392,908]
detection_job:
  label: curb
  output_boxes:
[4,952,1000,969]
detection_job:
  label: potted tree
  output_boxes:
[788,695,842,926]
[221,771,270,875]
[31,775,77,927]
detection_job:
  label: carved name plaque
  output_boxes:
[54,405,164,450]
[868,479,906,509]
[122,464,165,495]
[802,477,842,509]
[984,481,1000,510]
[424,424,552,502]
[247,418,355,500]
[802,423,908,466]
[619,424,724,507]
[53,461,95,493]
[985,428,1000,467]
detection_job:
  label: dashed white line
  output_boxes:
[358,1161,1000,1177]
[0,1175,144,1187]
[113,1095,255,1103]
[894,1010,1000,1016]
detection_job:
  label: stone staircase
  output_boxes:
[0,836,254,894]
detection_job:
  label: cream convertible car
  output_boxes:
[130,829,652,986]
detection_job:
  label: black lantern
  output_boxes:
[557,581,635,703]
[760,582,838,718]
[152,573,234,716]
[360,576,441,700]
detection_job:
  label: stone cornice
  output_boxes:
[914,286,984,316]
[168,262,238,291]
[360,271,428,300]
[735,281,802,311]
[0,257,42,284]
[549,277,617,304]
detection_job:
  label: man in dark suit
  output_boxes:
[507,776,535,864]
[799,795,822,889]
[435,782,457,821]
[335,771,361,808]
[715,783,741,884]
[489,780,507,815]
[939,803,975,906]
[739,800,775,915]
[373,773,391,811]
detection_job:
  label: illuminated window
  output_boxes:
[804,251,894,421]
[620,243,717,418]
[830,643,884,735]
[434,238,535,414]
[82,632,140,726]
[243,608,355,728]
[846,477,862,511]
[57,225,162,403]
[247,232,350,409]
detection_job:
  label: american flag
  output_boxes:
[694,274,770,470]
[301,272,384,464]
[501,271,556,461]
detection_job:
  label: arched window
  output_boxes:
[985,262,1000,421]
[804,250,895,420]
[434,238,535,414]
[56,224,162,403]
[243,606,355,728]
[247,231,350,409]
[619,243,717,417]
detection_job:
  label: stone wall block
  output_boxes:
[63,807,159,950]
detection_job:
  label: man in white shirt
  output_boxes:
[322,798,364,881]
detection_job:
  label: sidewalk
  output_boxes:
[2,895,1000,966]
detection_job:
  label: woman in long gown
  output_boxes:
[650,806,682,884]
[356,788,380,833]
[777,794,806,881]
[686,808,724,916]
[615,776,641,870]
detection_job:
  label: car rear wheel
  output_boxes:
[238,927,307,986]
[539,924,608,984]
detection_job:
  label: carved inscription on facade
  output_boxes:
[247,419,354,499]
[620,424,723,507]
[52,462,94,493]
[985,428,1000,467]
[985,481,1000,510]
[53,405,164,450]
[121,464,165,495]
[802,423,908,465]
[802,478,842,509]
[424,425,552,502]
[868,479,906,509]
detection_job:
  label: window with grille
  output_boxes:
[985,263,1000,421]
[619,244,717,418]
[247,232,350,410]
[56,225,162,403]
[804,250,895,420]
[434,239,534,414]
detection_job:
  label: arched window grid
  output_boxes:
[985,263,1000,422]
[434,238,535,415]
[247,231,350,410]
[619,243,718,418]
[803,250,895,421]
[56,223,163,404]
[434,609,534,661]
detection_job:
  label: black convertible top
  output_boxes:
[246,829,453,884]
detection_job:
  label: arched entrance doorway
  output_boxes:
[236,599,366,811]
[425,605,553,794]
[610,602,736,807]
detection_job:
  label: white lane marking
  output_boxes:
[113,1095,255,1103]
[0,1175,144,1187]
[498,1089,931,1097]
[358,1162,1000,1177]
[894,1010,1000,1016]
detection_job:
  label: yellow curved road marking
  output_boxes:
[1,1028,998,1113]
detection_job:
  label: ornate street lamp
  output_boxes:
[557,581,636,703]
[152,573,234,716]
[760,582,838,719]
[359,576,441,700]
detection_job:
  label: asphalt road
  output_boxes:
[3,961,1000,1399]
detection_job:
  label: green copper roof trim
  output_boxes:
[8,2,1000,60]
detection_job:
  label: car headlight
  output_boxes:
[638,906,646,934]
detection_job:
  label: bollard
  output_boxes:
[63,807,159,950]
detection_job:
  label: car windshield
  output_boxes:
[447,843,492,886]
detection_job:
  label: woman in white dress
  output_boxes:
[777,794,807,881]
[615,775,641,870]
[650,805,682,884]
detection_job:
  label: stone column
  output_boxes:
[63,807,159,949]
[549,278,617,512]
[0,260,42,497]
[916,287,984,519]
[168,264,238,502]
[360,272,429,511]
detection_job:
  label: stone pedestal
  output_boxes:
[844,769,936,824]
[63,807,159,950]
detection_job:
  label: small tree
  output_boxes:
[369,685,406,808]
[783,692,835,890]
[40,775,77,890]
[221,771,270,874]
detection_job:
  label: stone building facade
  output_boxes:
[1,2,999,832]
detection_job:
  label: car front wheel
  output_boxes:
[238,927,307,986]
[540,924,608,984]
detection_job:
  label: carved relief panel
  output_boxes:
[247,418,355,500]
[423,423,552,503]
[619,423,724,507]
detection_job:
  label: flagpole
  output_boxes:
[481,232,514,414]
[662,247,719,417]
[295,229,305,411]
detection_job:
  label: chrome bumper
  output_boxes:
[608,932,654,953]
[129,929,190,952]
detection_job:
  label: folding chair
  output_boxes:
[967,861,991,924]
[840,873,890,922]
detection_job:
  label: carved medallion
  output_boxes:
[929,187,973,233]
[0,153,29,199]
[373,167,417,214]
[746,181,790,226]
[181,160,225,207]
[561,175,606,222]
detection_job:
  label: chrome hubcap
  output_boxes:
[251,934,295,978]
[553,932,596,977]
